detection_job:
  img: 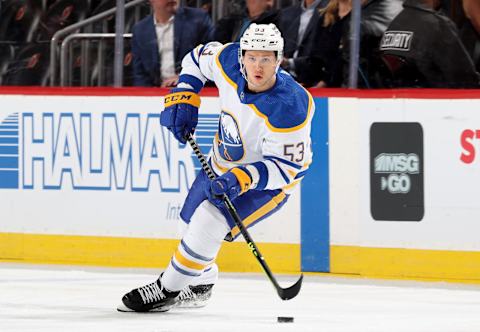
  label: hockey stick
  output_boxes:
[186,133,303,300]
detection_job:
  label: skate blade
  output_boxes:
[116,303,170,313]
[117,303,134,312]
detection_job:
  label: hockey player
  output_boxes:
[118,23,314,312]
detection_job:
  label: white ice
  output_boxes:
[1,264,480,332]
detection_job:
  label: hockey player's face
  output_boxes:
[243,50,277,92]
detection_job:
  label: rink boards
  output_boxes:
[327,90,480,281]
[0,87,480,282]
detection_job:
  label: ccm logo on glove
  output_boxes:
[164,91,201,108]
[161,88,200,144]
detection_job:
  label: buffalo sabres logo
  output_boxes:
[217,111,244,161]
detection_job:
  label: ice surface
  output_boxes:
[1,264,480,332]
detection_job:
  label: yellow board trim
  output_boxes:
[174,249,206,271]
[6,233,480,283]
[3,234,480,283]
[331,245,480,282]
[0,232,300,273]
[230,191,287,238]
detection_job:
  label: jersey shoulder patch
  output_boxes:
[251,73,312,131]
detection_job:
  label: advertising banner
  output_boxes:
[0,93,301,244]
[358,98,480,251]
[370,122,424,221]
[327,92,480,280]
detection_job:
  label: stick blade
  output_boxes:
[277,274,303,300]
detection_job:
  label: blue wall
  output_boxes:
[301,97,329,272]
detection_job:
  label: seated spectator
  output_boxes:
[379,0,480,88]
[200,0,212,16]
[309,0,402,87]
[186,0,212,16]
[312,0,354,87]
[345,0,403,87]
[213,0,279,43]
[278,0,329,87]
[460,0,480,72]
[131,0,213,87]
[463,0,480,33]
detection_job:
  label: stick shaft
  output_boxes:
[186,134,303,300]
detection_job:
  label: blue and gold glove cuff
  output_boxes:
[164,91,201,108]
[230,167,253,194]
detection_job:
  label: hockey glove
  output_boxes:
[205,167,253,206]
[161,88,200,144]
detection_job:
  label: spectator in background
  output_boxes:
[379,0,480,88]
[200,0,213,16]
[463,0,480,33]
[131,0,213,87]
[343,0,403,87]
[311,0,356,87]
[278,0,329,87]
[213,0,279,43]
[461,0,480,72]
[185,0,212,16]
[307,0,402,87]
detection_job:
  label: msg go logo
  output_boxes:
[370,122,424,221]
[374,153,420,194]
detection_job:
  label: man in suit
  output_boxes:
[131,0,213,87]
[278,0,329,87]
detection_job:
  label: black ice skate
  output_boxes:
[175,284,214,308]
[117,278,180,312]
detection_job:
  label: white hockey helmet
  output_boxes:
[239,23,284,63]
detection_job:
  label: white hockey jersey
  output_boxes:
[178,42,315,194]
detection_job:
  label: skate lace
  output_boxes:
[178,286,195,301]
[138,281,166,304]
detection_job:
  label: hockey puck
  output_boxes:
[277,316,294,323]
